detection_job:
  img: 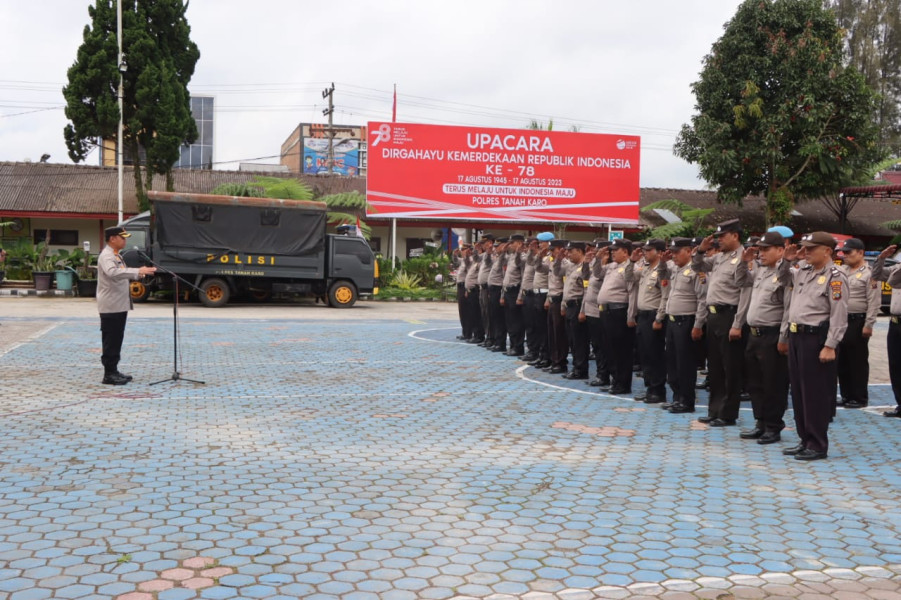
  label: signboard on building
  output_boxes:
[365,122,640,223]
[608,230,624,241]
[302,123,366,176]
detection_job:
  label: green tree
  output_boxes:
[210,178,373,238]
[829,0,901,154]
[640,199,715,239]
[63,0,200,212]
[674,0,885,226]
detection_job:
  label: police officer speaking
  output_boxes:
[97,226,156,385]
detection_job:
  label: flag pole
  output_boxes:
[390,83,397,268]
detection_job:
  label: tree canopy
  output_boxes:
[63,0,199,211]
[674,0,885,225]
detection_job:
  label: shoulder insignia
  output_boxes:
[661,279,669,287]
[830,280,842,300]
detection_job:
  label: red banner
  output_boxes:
[366,122,640,223]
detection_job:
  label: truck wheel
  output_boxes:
[200,278,231,308]
[130,280,150,303]
[328,281,357,308]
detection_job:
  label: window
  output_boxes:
[334,238,372,264]
[34,229,78,245]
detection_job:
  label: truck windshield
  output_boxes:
[334,238,371,265]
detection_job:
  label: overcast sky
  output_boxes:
[0,0,746,190]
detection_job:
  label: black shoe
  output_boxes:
[757,432,781,445]
[739,427,764,440]
[608,387,631,395]
[548,366,567,374]
[782,443,805,456]
[115,371,133,382]
[588,352,596,361]
[740,392,751,402]
[843,400,868,409]
[521,353,537,362]
[102,373,129,385]
[562,371,588,380]
[709,418,736,427]
[668,404,695,414]
[644,395,666,404]
[588,378,605,387]
[794,448,827,461]
[699,368,708,375]
[467,337,484,344]
[598,385,612,392]
[697,416,713,424]
[504,349,519,357]
[634,391,647,401]
[456,335,467,340]
[491,346,508,352]
[884,407,901,418]
[633,364,642,373]
[533,360,551,369]
[695,379,709,390]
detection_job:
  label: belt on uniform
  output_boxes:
[489,284,502,290]
[535,288,549,294]
[847,312,867,320]
[668,314,695,323]
[565,299,581,308]
[480,283,488,289]
[550,294,563,303]
[748,325,780,336]
[503,285,520,293]
[600,302,629,311]
[523,289,535,296]
[638,309,658,317]
[789,322,828,334]
[708,303,737,314]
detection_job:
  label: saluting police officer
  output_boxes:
[476,234,495,347]
[528,232,554,369]
[595,239,637,394]
[487,238,508,352]
[660,237,708,413]
[463,242,484,344]
[501,234,526,357]
[836,238,880,409]
[693,220,751,427]
[582,240,611,387]
[871,244,901,418]
[783,232,848,461]
[543,239,570,373]
[630,239,668,403]
[519,237,539,361]
[739,231,791,444]
[559,241,591,379]
[452,244,471,340]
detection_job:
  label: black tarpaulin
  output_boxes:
[150,192,327,256]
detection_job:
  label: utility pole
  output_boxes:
[116,0,124,223]
[322,83,335,174]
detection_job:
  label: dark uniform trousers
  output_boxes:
[706,307,744,421]
[465,288,484,341]
[503,286,525,353]
[636,310,666,397]
[100,311,128,375]
[456,283,471,338]
[666,315,697,408]
[601,306,634,390]
[788,327,837,453]
[837,314,870,405]
[548,295,568,368]
[564,300,590,375]
[532,292,549,360]
[889,317,901,407]
[521,291,535,354]
[586,316,610,383]
[744,328,788,432]
[488,285,506,349]
[479,285,492,345]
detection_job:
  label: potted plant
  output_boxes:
[28,241,61,291]
[73,248,98,297]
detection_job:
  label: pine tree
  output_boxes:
[63,0,200,212]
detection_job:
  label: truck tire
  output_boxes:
[328,280,357,308]
[130,280,151,303]
[200,278,231,308]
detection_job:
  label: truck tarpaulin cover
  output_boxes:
[149,192,327,256]
[366,122,640,224]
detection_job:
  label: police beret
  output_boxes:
[610,239,633,252]
[713,219,741,236]
[510,234,525,242]
[479,233,495,242]
[644,238,666,251]
[755,231,784,248]
[495,237,509,244]
[566,241,587,251]
[549,239,567,248]
[768,225,794,239]
[536,232,555,242]
[799,231,837,249]
[105,226,131,239]
[670,237,693,248]
[595,240,613,248]
[839,238,865,252]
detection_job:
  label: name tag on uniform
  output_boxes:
[790,323,798,333]
[709,306,717,314]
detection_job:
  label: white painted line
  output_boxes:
[0,322,60,358]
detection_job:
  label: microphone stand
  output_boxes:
[131,248,206,386]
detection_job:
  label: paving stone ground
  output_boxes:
[1,300,901,599]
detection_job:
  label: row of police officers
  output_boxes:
[453,220,901,461]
